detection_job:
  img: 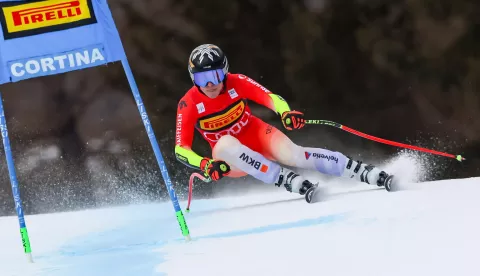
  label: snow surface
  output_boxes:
[1,155,479,276]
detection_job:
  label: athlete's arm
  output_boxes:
[233,74,305,130]
[174,97,204,170]
[233,74,291,115]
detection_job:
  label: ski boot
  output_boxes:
[343,158,397,192]
[275,167,320,203]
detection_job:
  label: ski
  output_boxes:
[305,185,322,203]
[384,175,397,192]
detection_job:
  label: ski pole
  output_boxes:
[0,94,33,263]
[186,172,211,212]
[305,119,465,162]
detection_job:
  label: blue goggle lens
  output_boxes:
[193,69,225,87]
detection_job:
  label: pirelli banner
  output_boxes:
[0,0,126,84]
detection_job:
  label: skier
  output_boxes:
[175,44,394,202]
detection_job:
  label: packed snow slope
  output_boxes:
[0,154,479,276]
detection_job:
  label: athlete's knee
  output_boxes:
[272,139,302,166]
[213,135,241,158]
[217,134,240,147]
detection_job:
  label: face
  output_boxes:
[200,82,224,98]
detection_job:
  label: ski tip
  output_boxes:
[305,186,322,203]
[456,155,465,162]
[384,175,396,192]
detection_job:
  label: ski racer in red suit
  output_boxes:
[175,44,395,200]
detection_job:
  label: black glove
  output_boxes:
[200,158,231,181]
[281,110,306,130]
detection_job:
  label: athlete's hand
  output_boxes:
[200,158,231,181]
[281,110,305,130]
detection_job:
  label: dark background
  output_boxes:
[1,0,478,216]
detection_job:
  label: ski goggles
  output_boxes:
[193,69,225,87]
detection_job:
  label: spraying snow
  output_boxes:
[0,154,478,276]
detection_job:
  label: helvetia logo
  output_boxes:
[305,151,338,163]
[0,0,97,39]
[305,152,312,160]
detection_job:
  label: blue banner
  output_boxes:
[0,0,126,84]
[0,0,192,244]
[8,44,107,81]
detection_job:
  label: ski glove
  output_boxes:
[281,110,305,130]
[200,158,231,181]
